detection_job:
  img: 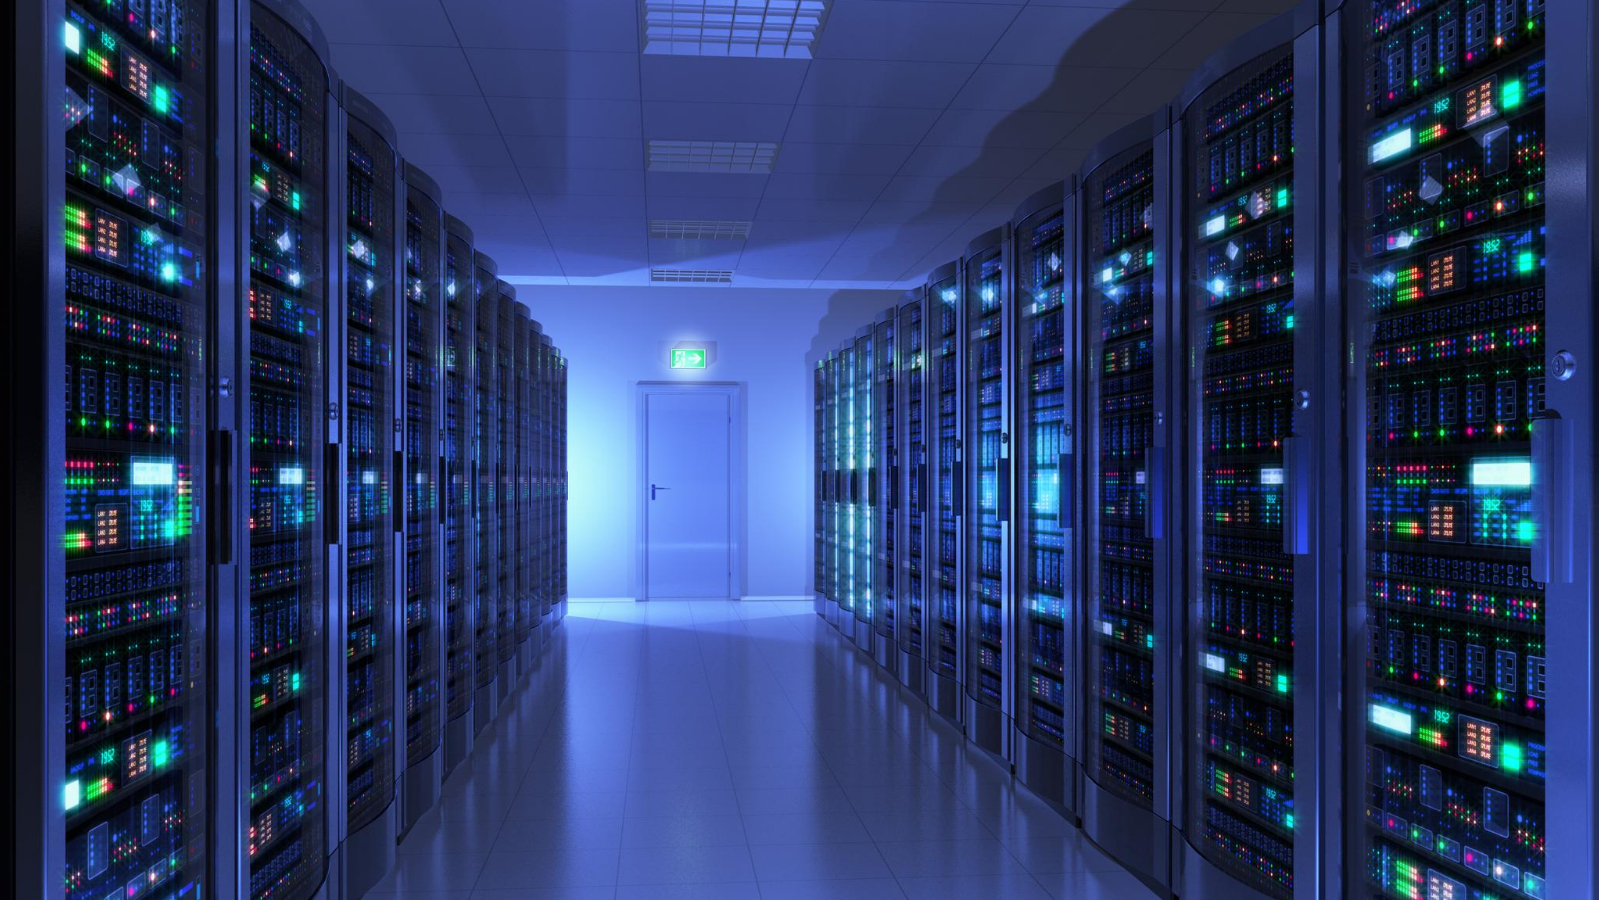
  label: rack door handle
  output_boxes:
[1143,446,1162,540]
[1531,416,1572,584]
[997,456,1011,523]
[324,442,341,545]
[651,483,671,501]
[210,430,233,565]
[1281,437,1310,556]
[952,460,965,518]
[1056,452,1073,531]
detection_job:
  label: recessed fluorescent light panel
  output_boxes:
[649,219,753,240]
[651,268,736,284]
[647,140,778,174]
[642,0,829,58]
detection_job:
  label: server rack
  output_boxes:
[814,357,829,618]
[926,261,964,725]
[537,328,556,636]
[824,350,842,627]
[851,325,877,652]
[963,226,1013,760]
[510,300,533,676]
[838,337,859,637]
[470,252,498,730]
[1077,112,1175,894]
[1011,182,1076,814]
[553,348,568,622]
[1336,0,1597,897]
[493,281,517,696]
[400,163,444,834]
[339,85,402,898]
[243,4,339,899]
[1173,10,1326,898]
[872,307,899,669]
[441,215,476,773]
[895,289,929,696]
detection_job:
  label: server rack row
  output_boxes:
[810,2,1596,899]
[8,1,570,900]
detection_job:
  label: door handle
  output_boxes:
[651,483,671,501]
[952,460,965,518]
[1531,416,1571,584]
[1056,452,1073,531]
[1143,446,1162,540]
[997,456,1011,523]
[1281,436,1310,556]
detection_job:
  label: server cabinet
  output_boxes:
[441,216,476,772]
[1078,113,1175,894]
[851,325,877,652]
[539,330,557,633]
[872,307,899,670]
[838,336,861,639]
[470,252,498,729]
[963,227,1013,759]
[895,290,929,696]
[1338,0,1598,896]
[824,351,842,627]
[925,262,963,725]
[814,357,829,617]
[1011,183,1075,813]
[554,348,568,621]
[1174,11,1325,898]
[21,0,229,894]
[340,85,402,898]
[510,300,534,676]
[400,163,444,833]
[244,5,338,899]
[493,281,517,697]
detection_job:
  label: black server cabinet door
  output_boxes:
[246,7,331,900]
[472,276,497,696]
[556,354,568,609]
[930,275,962,680]
[814,360,826,602]
[824,353,839,608]
[1346,0,1567,897]
[1015,205,1071,752]
[344,113,398,834]
[896,300,927,662]
[841,343,859,620]
[874,316,897,643]
[964,246,1007,711]
[854,332,875,628]
[442,233,474,723]
[510,307,530,651]
[61,0,214,896]
[495,295,515,666]
[1182,48,1299,898]
[1085,144,1161,809]
[402,187,442,765]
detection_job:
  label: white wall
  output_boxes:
[527,285,898,599]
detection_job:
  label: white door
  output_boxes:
[644,389,732,598]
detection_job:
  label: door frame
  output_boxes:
[636,381,746,601]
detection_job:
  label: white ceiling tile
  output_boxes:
[467,49,641,100]
[1151,12,1283,71]
[328,44,479,95]
[641,102,794,143]
[443,0,639,51]
[857,200,981,226]
[762,173,892,201]
[437,192,536,220]
[423,165,528,195]
[994,6,1207,69]
[755,197,875,222]
[646,173,770,199]
[488,97,643,138]
[397,131,514,169]
[464,214,563,271]
[783,106,942,146]
[541,216,649,277]
[769,142,916,175]
[795,59,975,108]
[647,239,745,270]
[532,193,648,218]
[506,137,644,170]
[519,167,647,196]
[1029,0,1226,9]
[310,0,458,46]
[922,108,1084,148]
[877,175,1010,203]
[948,64,1140,113]
[644,196,764,221]
[817,2,1021,62]
[735,223,850,280]
[364,92,500,134]
[640,57,811,106]
[896,144,1044,178]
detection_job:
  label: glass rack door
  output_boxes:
[896,297,926,668]
[930,274,962,685]
[855,330,875,637]
[495,290,514,677]
[442,228,473,728]
[61,0,214,895]
[874,315,896,650]
[246,7,330,899]
[1015,205,1071,752]
[1085,146,1159,808]
[402,180,441,770]
[964,245,1006,713]
[472,260,497,710]
[1184,49,1298,898]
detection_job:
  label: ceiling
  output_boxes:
[312,0,1298,289]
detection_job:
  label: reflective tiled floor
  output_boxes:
[378,600,1158,900]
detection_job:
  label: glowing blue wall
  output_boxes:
[525,285,898,599]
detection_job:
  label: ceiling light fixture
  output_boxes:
[642,0,829,58]
[649,219,754,240]
[647,140,778,174]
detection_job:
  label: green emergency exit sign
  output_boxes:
[671,348,707,369]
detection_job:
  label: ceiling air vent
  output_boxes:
[648,140,778,174]
[651,268,736,284]
[649,219,753,240]
[642,0,830,59]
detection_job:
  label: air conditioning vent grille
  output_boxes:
[649,219,754,240]
[642,0,830,59]
[647,140,778,174]
[651,268,736,284]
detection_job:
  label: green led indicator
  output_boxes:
[1275,673,1290,694]
[153,740,170,768]
[1517,251,1535,273]
[671,348,707,369]
[1517,520,1535,543]
[1502,741,1523,772]
[1276,187,1289,208]
[152,85,170,115]
[1501,78,1523,110]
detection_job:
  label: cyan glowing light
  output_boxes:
[1209,277,1228,296]
[64,780,82,811]
[1204,653,1226,673]
[1225,241,1240,261]
[1369,702,1414,735]
[278,466,304,485]
[1259,466,1284,486]
[276,230,293,252]
[1204,215,1227,236]
[161,261,178,282]
[1096,619,1113,636]
[1047,251,1062,272]
[361,470,378,485]
[288,271,302,287]
[446,279,457,297]
[350,238,369,260]
[1118,251,1131,265]
[152,84,169,115]
[1378,268,1397,287]
[65,21,81,53]
[1101,267,1114,284]
[131,460,176,486]
[1470,458,1532,486]
[941,289,957,303]
[980,286,996,303]
[1369,127,1413,163]
[365,276,375,292]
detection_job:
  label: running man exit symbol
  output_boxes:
[671,348,707,369]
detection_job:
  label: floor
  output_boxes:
[376,600,1158,900]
